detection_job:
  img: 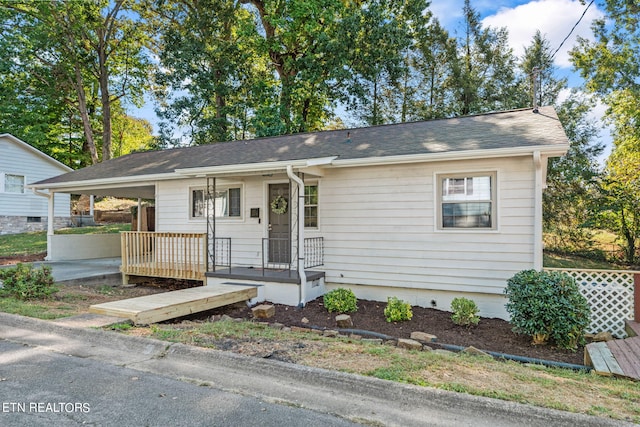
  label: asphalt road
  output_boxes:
[0,312,632,427]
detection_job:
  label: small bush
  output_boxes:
[323,288,358,313]
[451,297,480,327]
[384,297,413,322]
[504,269,590,350]
[0,263,58,300]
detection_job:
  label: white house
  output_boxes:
[29,107,569,318]
[0,134,72,235]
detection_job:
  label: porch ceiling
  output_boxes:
[62,184,155,199]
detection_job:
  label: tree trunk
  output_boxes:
[97,28,112,162]
[74,65,99,164]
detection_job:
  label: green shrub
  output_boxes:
[384,297,413,322]
[323,288,358,313]
[504,269,590,350]
[0,263,58,300]
[451,297,480,327]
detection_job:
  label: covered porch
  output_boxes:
[31,158,330,306]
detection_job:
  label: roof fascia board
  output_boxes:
[329,145,568,168]
[26,173,171,191]
[174,158,336,177]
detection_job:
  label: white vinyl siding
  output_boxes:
[318,157,535,296]
[156,155,538,298]
[0,136,70,217]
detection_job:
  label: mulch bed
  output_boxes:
[197,298,585,366]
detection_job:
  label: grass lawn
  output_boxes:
[0,224,130,256]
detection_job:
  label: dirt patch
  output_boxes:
[0,253,46,266]
[189,299,585,366]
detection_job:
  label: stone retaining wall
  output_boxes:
[0,216,70,235]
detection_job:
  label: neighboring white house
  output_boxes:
[29,107,569,318]
[0,134,72,235]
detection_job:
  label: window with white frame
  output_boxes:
[3,174,25,193]
[304,184,318,228]
[191,187,241,219]
[438,173,496,229]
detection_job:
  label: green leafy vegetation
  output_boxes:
[505,270,590,350]
[323,288,358,313]
[450,297,480,327]
[383,297,413,322]
[0,263,58,300]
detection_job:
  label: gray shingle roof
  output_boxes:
[34,106,568,186]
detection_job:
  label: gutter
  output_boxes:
[533,151,543,270]
[286,165,307,308]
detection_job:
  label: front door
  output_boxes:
[268,183,290,264]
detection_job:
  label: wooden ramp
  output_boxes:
[89,284,257,325]
[585,320,640,381]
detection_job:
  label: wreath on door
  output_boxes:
[271,195,288,214]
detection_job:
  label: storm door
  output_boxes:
[268,183,291,264]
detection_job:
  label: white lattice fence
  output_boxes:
[545,268,636,338]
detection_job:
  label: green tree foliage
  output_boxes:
[0,0,152,165]
[545,94,604,253]
[571,0,640,263]
[524,29,604,255]
[521,30,567,109]
[450,0,525,115]
[148,0,276,146]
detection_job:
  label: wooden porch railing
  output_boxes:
[121,232,206,281]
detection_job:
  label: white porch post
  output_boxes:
[46,192,55,261]
[89,195,95,217]
[137,198,142,231]
[287,165,306,307]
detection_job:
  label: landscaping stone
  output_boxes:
[323,330,339,337]
[251,304,275,319]
[361,338,383,345]
[410,331,437,342]
[592,331,614,342]
[349,334,362,340]
[220,314,233,322]
[397,338,423,350]
[335,314,353,328]
[301,317,309,324]
[291,326,311,333]
[269,322,284,330]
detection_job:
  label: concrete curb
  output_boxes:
[0,312,632,427]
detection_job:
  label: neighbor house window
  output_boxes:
[438,173,496,229]
[304,184,318,228]
[3,174,25,193]
[191,187,241,219]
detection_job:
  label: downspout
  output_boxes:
[287,165,307,307]
[31,188,54,261]
[533,151,543,271]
